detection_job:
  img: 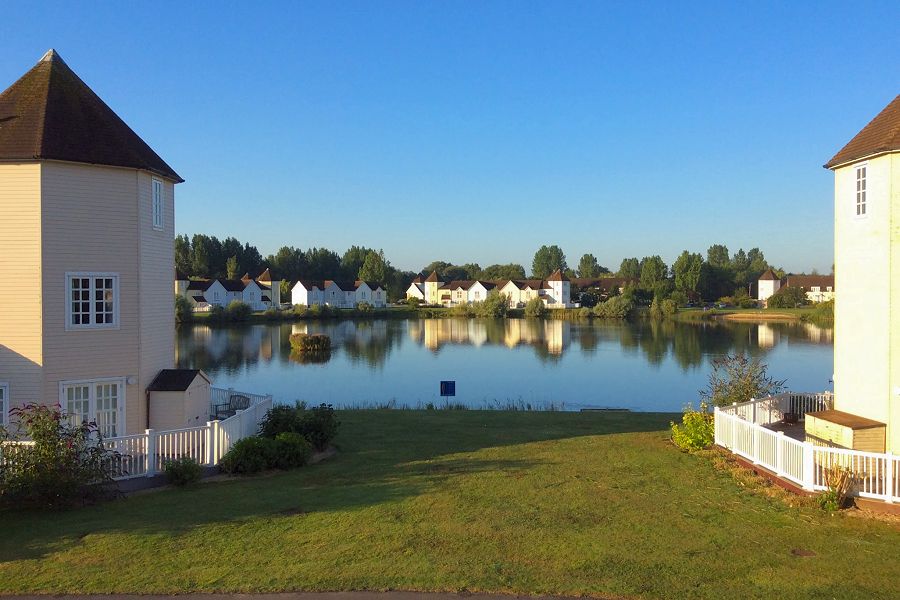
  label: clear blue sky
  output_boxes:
[2,1,898,274]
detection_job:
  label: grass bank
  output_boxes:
[2,411,895,598]
[673,307,818,322]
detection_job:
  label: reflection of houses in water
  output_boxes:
[802,322,833,344]
[757,324,779,349]
[407,319,570,355]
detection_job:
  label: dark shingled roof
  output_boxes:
[758,269,779,281]
[825,94,900,169]
[785,275,835,290]
[147,369,208,392]
[546,269,569,282]
[0,50,183,182]
[425,271,440,282]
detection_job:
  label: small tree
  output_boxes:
[474,291,508,318]
[524,296,548,318]
[175,294,193,323]
[700,354,785,407]
[767,285,809,308]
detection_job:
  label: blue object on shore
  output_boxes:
[440,381,456,397]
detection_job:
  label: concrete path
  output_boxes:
[5,593,616,600]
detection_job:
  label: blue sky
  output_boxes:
[2,1,898,274]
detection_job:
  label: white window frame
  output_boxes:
[855,163,867,218]
[0,382,8,427]
[59,377,126,438]
[65,272,120,331]
[152,178,164,230]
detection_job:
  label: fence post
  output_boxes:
[886,453,895,504]
[145,429,156,477]
[731,403,737,448]
[206,421,218,466]
[802,442,814,490]
[775,431,785,476]
[713,406,720,446]
[751,398,757,424]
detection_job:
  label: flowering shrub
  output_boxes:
[0,403,120,509]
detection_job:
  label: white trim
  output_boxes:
[151,178,164,230]
[59,377,126,437]
[826,149,899,171]
[0,382,8,426]
[853,162,868,220]
[65,272,121,331]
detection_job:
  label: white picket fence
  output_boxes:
[1,388,273,480]
[715,393,899,503]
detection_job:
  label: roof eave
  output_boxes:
[824,148,899,170]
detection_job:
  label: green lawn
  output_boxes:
[1,411,897,599]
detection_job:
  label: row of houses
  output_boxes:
[406,270,574,308]
[757,269,835,305]
[291,279,387,308]
[175,269,282,312]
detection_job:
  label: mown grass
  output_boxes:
[1,411,897,599]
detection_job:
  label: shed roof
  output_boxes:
[147,369,209,392]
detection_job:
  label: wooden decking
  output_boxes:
[763,419,807,441]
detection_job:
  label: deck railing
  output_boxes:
[715,393,899,504]
[0,388,274,480]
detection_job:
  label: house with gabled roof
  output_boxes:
[175,269,282,311]
[755,268,835,306]
[290,278,386,308]
[0,50,213,435]
[412,269,571,308]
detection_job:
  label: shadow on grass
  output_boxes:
[0,410,674,564]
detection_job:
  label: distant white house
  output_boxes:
[414,269,572,308]
[756,269,835,306]
[291,279,386,308]
[176,268,282,312]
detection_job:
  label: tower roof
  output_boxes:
[758,269,779,281]
[425,271,440,282]
[547,269,569,281]
[825,94,900,169]
[0,50,183,182]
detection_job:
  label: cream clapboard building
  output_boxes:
[825,93,900,453]
[0,50,209,436]
[413,270,572,308]
[291,279,387,308]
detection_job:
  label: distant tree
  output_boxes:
[358,250,390,283]
[191,240,210,277]
[810,267,820,276]
[639,255,668,288]
[577,253,602,278]
[617,257,641,280]
[226,256,240,279]
[532,245,567,278]
[305,247,342,280]
[706,244,730,268]
[672,251,703,295]
[241,242,264,276]
[480,263,527,280]
[442,265,469,281]
[174,235,192,275]
[268,246,307,282]
[341,246,374,281]
[422,261,452,277]
[461,263,482,280]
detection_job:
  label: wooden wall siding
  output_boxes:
[40,162,143,432]
[0,163,44,408]
[138,172,176,432]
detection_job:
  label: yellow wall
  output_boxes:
[0,163,44,412]
[833,152,898,451]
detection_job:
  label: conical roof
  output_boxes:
[825,94,900,169]
[0,50,183,182]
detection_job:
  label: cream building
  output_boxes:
[0,50,206,435]
[825,93,900,453]
[413,269,572,308]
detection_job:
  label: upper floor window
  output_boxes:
[855,165,867,216]
[66,273,119,330]
[0,382,8,426]
[152,178,163,229]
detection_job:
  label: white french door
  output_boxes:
[61,378,125,438]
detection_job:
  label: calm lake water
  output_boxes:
[176,318,833,412]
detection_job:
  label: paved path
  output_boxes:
[6,593,616,600]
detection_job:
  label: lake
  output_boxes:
[176,318,833,412]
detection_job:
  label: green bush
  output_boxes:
[738,297,758,309]
[670,402,714,451]
[669,290,689,307]
[299,403,340,451]
[273,432,312,469]
[700,353,785,407]
[263,307,280,321]
[259,401,307,438]
[592,296,633,319]
[219,437,278,475]
[450,302,474,317]
[809,299,834,324]
[649,297,663,319]
[475,291,509,318]
[406,297,423,308]
[767,285,809,308]
[293,304,308,317]
[356,302,374,313]
[0,403,120,508]
[175,294,193,323]
[209,304,225,321]
[524,296,548,318]
[290,333,332,353]
[226,300,252,321]
[661,298,677,316]
[164,457,203,487]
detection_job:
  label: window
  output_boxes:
[855,165,867,216]
[152,178,163,229]
[66,273,119,330]
[0,383,7,426]
[61,379,124,438]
